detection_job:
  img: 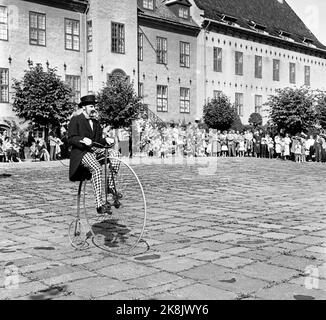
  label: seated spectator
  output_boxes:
[37,139,50,161]
[30,141,40,160]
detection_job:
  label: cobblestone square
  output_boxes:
[0,157,326,300]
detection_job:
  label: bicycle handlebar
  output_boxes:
[92,141,112,149]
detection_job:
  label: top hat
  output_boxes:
[78,95,97,108]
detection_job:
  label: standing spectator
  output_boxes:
[274,134,282,159]
[244,130,253,157]
[253,130,261,158]
[227,130,236,157]
[260,134,268,158]
[314,135,322,163]
[283,133,291,161]
[238,133,245,157]
[306,135,315,162]
[294,138,302,163]
[266,134,274,159]
[220,131,228,157]
[49,131,57,161]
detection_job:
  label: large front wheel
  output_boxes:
[84,157,147,254]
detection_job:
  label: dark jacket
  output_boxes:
[68,113,106,181]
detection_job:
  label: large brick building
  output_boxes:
[1,0,326,131]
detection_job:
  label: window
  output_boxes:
[0,68,9,103]
[138,32,143,61]
[235,93,244,117]
[88,76,93,94]
[179,7,189,19]
[273,59,280,81]
[213,90,222,99]
[213,47,222,72]
[65,19,80,51]
[65,75,81,103]
[157,37,167,64]
[289,62,296,84]
[255,55,262,78]
[157,85,168,112]
[138,82,144,100]
[87,20,92,51]
[111,22,125,54]
[235,51,243,75]
[180,42,190,68]
[255,95,262,114]
[143,0,154,10]
[180,88,190,113]
[29,12,46,46]
[304,66,310,86]
[0,6,8,41]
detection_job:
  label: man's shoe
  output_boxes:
[96,204,112,215]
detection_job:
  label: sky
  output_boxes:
[286,0,326,46]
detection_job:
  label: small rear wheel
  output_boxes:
[68,219,87,250]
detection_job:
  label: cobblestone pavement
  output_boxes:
[0,157,326,300]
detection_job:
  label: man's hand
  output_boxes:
[80,137,92,146]
[105,137,115,146]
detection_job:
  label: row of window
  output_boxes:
[0,6,124,54]
[138,33,191,67]
[213,91,263,117]
[214,49,311,85]
[211,37,324,66]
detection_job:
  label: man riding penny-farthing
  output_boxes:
[67,95,147,253]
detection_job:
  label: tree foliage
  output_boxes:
[230,114,244,132]
[203,94,236,131]
[315,90,326,130]
[97,75,142,129]
[11,64,75,137]
[264,87,317,135]
[248,112,263,128]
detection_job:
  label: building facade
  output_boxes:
[1,0,326,129]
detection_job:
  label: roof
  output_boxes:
[22,0,89,13]
[137,0,199,30]
[194,0,326,50]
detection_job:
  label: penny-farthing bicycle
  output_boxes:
[68,143,147,255]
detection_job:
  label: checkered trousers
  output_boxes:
[81,147,120,209]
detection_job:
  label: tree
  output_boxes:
[97,75,142,129]
[248,112,263,128]
[203,94,236,131]
[265,87,317,135]
[230,114,244,132]
[12,64,75,140]
[315,90,326,130]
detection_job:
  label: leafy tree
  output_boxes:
[248,112,263,128]
[11,64,75,140]
[315,90,326,130]
[97,75,142,129]
[230,114,244,132]
[264,87,317,135]
[203,94,236,131]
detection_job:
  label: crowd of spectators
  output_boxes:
[136,119,326,163]
[1,119,326,164]
[0,130,70,163]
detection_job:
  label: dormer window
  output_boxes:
[179,6,189,19]
[278,30,294,42]
[303,37,316,48]
[143,0,154,10]
[248,20,268,35]
[220,14,239,27]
